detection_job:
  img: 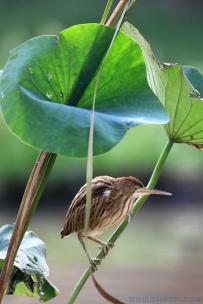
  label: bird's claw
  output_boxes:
[98,241,115,257]
[89,257,102,273]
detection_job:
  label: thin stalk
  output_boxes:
[66,139,174,303]
[106,0,139,27]
[0,151,57,302]
[26,153,57,226]
[84,0,132,256]
[106,0,129,26]
[84,77,96,249]
[124,0,138,20]
[100,0,114,25]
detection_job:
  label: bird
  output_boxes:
[61,176,171,271]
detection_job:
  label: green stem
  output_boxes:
[124,0,139,20]
[85,0,139,261]
[66,139,174,304]
[110,139,174,244]
[0,151,57,303]
[84,0,133,262]
[100,0,114,25]
[25,152,57,231]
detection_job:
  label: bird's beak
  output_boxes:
[136,187,172,196]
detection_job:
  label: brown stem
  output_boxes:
[106,0,129,26]
[0,151,52,302]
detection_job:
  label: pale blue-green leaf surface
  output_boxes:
[0,224,59,301]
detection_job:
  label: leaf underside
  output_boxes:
[122,22,203,151]
[0,224,59,302]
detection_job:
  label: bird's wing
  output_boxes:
[61,178,114,237]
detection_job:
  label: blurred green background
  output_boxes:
[0,0,203,303]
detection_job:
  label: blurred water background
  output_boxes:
[0,0,203,303]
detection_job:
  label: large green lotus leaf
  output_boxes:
[0,224,59,302]
[0,23,169,157]
[122,22,203,150]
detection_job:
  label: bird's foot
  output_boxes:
[98,241,115,257]
[88,256,102,273]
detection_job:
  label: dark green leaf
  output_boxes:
[1,24,169,157]
[0,224,59,301]
[183,66,203,97]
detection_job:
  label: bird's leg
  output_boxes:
[77,233,102,272]
[87,236,114,257]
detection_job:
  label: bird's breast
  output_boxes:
[88,194,135,236]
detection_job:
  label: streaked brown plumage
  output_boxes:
[61,176,171,271]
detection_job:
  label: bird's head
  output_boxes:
[118,176,171,198]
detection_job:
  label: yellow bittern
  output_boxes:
[61,176,171,271]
